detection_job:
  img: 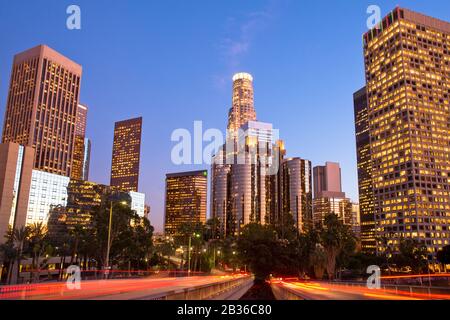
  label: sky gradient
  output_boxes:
[1,0,450,232]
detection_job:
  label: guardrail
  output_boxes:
[271,282,304,300]
[144,275,254,300]
[326,280,450,297]
[0,275,254,300]
[271,280,450,300]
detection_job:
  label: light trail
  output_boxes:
[272,279,450,300]
[0,274,247,300]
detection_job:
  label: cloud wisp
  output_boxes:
[220,9,273,70]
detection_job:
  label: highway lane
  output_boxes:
[0,275,245,300]
[271,280,450,300]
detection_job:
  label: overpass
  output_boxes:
[0,274,253,300]
[271,279,450,300]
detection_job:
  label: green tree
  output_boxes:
[9,226,31,284]
[393,239,428,274]
[0,229,17,284]
[236,223,278,281]
[90,197,154,271]
[309,244,327,280]
[320,214,356,280]
[28,223,52,282]
[297,229,320,276]
[437,245,450,270]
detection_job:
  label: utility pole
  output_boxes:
[187,235,192,276]
[105,200,127,278]
[105,201,113,278]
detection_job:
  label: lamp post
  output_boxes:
[216,250,221,269]
[188,232,200,276]
[105,200,127,277]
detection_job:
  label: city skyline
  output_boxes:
[0,0,450,304]
[1,1,450,232]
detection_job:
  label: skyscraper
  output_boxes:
[313,162,344,198]
[0,143,34,243]
[313,162,352,227]
[82,138,91,181]
[353,87,376,253]
[211,73,285,237]
[110,117,143,192]
[227,72,256,135]
[229,121,275,232]
[211,146,232,237]
[164,170,207,237]
[71,103,88,180]
[282,157,313,233]
[1,45,82,177]
[363,8,450,257]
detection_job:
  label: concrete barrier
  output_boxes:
[271,283,305,300]
[143,275,254,300]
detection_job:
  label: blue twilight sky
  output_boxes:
[1,0,450,232]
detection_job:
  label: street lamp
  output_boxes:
[105,200,127,276]
[187,232,201,276]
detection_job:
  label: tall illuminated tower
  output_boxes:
[1,45,82,177]
[282,157,313,233]
[110,117,143,192]
[363,8,450,257]
[354,87,376,254]
[212,73,284,237]
[227,72,256,135]
[71,103,88,180]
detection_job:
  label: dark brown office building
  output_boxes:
[164,170,207,237]
[354,87,376,254]
[110,117,143,192]
[1,45,82,177]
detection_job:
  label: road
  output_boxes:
[0,275,245,300]
[271,280,450,300]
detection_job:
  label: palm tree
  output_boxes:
[320,214,356,280]
[0,241,17,284]
[9,226,31,284]
[310,244,327,280]
[28,223,49,282]
[69,225,84,265]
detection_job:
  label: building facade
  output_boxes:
[282,157,313,233]
[211,73,315,237]
[164,170,207,237]
[313,196,353,227]
[110,117,143,192]
[363,8,450,257]
[354,87,376,253]
[352,203,361,239]
[0,142,146,242]
[227,72,256,135]
[26,170,70,225]
[71,103,88,180]
[313,162,353,227]
[1,45,82,177]
[82,138,91,181]
[48,180,146,238]
[314,162,344,198]
[0,143,34,244]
